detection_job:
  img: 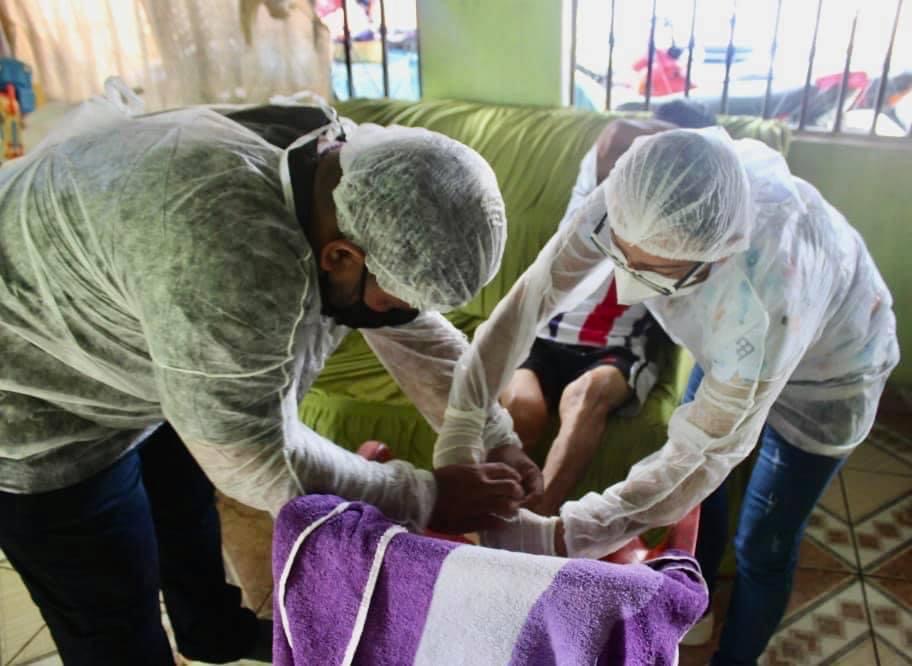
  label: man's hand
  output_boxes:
[487,445,544,507]
[429,463,525,534]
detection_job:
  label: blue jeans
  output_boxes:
[0,424,259,665]
[684,366,845,666]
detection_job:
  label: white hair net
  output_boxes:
[334,124,507,312]
[605,127,752,262]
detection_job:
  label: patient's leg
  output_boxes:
[500,369,550,452]
[535,365,632,516]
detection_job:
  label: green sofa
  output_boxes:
[301,98,790,561]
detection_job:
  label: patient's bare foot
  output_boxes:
[525,491,561,517]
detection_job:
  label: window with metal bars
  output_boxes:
[570,0,912,140]
[318,0,421,102]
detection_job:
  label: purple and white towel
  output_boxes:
[273,495,708,666]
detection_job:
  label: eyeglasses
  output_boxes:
[590,213,704,296]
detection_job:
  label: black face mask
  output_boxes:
[320,267,419,329]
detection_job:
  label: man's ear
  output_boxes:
[319,239,365,274]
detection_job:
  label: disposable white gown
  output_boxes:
[435,139,899,558]
[0,88,519,529]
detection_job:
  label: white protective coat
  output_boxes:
[435,130,899,558]
[0,82,520,530]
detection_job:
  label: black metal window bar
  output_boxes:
[336,0,420,100]
[570,0,911,141]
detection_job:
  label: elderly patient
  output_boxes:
[500,100,715,516]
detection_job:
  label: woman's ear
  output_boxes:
[319,239,365,274]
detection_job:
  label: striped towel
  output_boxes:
[273,495,707,666]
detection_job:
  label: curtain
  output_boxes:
[4,0,332,109]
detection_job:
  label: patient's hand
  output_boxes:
[428,463,525,534]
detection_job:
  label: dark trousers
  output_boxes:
[0,424,258,665]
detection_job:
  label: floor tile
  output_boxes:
[679,574,862,665]
[161,602,178,655]
[217,495,274,613]
[257,592,273,621]
[818,480,850,521]
[805,509,858,569]
[845,442,912,476]
[825,635,878,666]
[223,550,241,589]
[864,581,912,657]
[783,570,856,622]
[869,543,912,582]
[869,424,912,468]
[0,569,45,664]
[761,580,869,665]
[873,635,912,665]
[798,537,854,572]
[842,470,912,523]
[678,578,732,666]
[854,494,912,570]
[19,656,63,666]
[869,577,912,612]
[10,625,57,665]
[874,409,911,430]
[878,384,911,413]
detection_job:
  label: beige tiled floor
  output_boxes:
[0,561,59,666]
[217,497,274,616]
[1,391,910,665]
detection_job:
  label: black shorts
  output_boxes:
[518,338,636,412]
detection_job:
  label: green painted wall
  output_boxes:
[417,0,569,107]
[787,137,911,385]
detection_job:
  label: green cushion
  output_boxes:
[301,310,482,468]
[302,98,787,568]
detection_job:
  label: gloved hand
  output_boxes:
[433,406,487,467]
[486,445,544,507]
[480,509,561,556]
[428,463,525,534]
